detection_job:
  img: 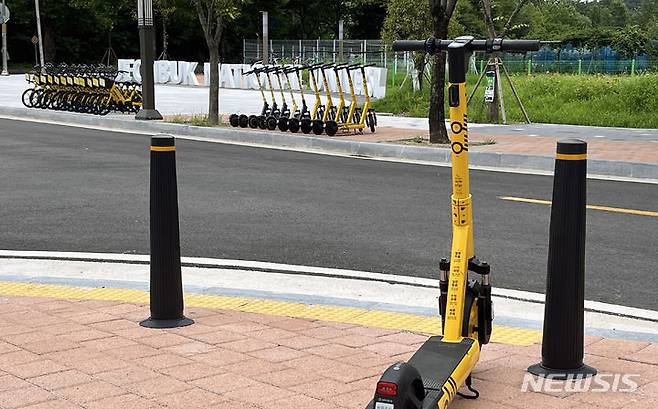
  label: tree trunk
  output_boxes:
[428,24,449,144]
[208,47,220,125]
[41,17,56,63]
[161,16,169,60]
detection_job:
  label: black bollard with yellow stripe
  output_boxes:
[528,139,596,379]
[140,135,194,328]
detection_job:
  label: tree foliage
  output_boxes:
[381,0,432,89]
[2,0,657,65]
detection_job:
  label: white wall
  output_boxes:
[118,59,387,98]
[117,60,199,86]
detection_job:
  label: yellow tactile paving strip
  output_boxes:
[0,280,542,346]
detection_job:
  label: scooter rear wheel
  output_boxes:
[238,114,249,128]
[300,119,312,134]
[288,118,300,133]
[248,115,259,128]
[325,121,339,137]
[229,114,240,127]
[311,120,324,135]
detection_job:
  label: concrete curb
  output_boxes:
[3,106,658,180]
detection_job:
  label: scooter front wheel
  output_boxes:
[229,114,240,127]
[300,119,312,134]
[325,121,339,137]
[311,120,324,135]
[367,112,376,133]
[238,115,249,128]
[248,115,259,128]
[258,116,268,129]
[266,116,278,130]
[278,117,289,132]
[288,118,300,133]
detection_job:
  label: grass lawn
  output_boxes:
[374,72,658,128]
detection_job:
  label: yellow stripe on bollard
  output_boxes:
[555,153,587,161]
[150,146,175,152]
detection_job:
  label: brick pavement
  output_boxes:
[193,116,658,165]
[0,295,656,409]
[333,128,658,165]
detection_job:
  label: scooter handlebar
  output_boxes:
[391,40,430,52]
[392,37,543,53]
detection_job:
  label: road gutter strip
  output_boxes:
[2,107,658,181]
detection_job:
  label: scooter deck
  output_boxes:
[365,336,475,409]
[409,336,475,408]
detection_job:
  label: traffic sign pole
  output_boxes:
[1,0,8,76]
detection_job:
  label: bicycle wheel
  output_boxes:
[22,89,35,108]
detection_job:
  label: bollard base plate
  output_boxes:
[528,363,597,380]
[140,316,194,329]
[136,109,163,121]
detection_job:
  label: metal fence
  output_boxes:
[243,39,387,66]
[494,57,657,75]
[244,39,657,76]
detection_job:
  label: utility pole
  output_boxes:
[261,11,268,64]
[1,0,8,75]
[34,0,44,67]
[136,0,162,120]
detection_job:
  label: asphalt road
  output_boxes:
[1,118,656,310]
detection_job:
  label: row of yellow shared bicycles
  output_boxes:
[22,63,143,116]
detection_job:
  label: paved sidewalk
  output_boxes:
[0,293,656,409]
[182,113,658,166]
[323,127,658,165]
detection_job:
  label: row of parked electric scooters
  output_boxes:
[229,62,377,136]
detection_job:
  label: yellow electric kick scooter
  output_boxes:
[366,36,542,409]
[301,63,325,134]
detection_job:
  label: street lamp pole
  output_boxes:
[261,11,268,64]
[34,0,44,67]
[136,0,162,120]
[1,0,8,76]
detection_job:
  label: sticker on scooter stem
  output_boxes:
[451,142,466,154]
[450,121,463,134]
